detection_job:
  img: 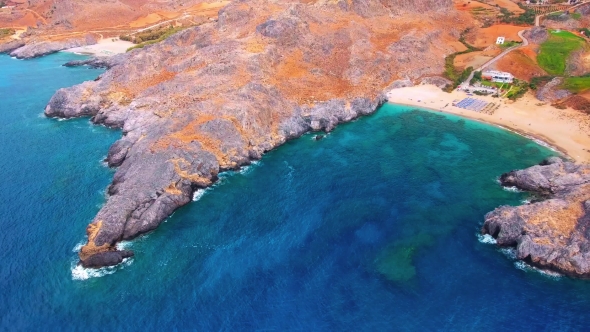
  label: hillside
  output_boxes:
[36,0,474,267]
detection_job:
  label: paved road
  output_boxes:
[460,29,529,88]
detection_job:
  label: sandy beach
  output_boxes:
[387,85,590,162]
[63,38,134,56]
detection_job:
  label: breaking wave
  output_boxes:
[502,186,521,193]
[71,258,133,281]
[477,234,497,245]
[514,261,562,280]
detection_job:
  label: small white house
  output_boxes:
[496,37,505,45]
[482,70,514,84]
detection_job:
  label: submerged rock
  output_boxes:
[483,158,590,278]
[81,250,134,268]
[313,134,325,141]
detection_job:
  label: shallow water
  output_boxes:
[2,53,590,331]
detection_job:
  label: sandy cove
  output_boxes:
[387,85,590,163]
[63,38,134,56]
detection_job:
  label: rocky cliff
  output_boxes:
[0,34,97,59]
[43,0,470,268]
[10,34,97,59]
[483,157,590,278]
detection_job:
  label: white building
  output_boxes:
[496,37,505,45]
[482,70,514,83]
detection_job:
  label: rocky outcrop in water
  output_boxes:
[63,55,125,69]
[7,34,97,59]
[483,157,590,278]
[43,0,472,268]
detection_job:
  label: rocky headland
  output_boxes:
[0,34,97,59]
[39,0,473,268]
[483,157,590,278]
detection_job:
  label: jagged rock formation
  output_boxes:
[536,77,572,103]
[63,55,125,69]
[524,27,548,45]
[483,157,590,278]
[419,76,452,89]
[43,0,471,268]
[0,39,25,53]
[5,34,97,59]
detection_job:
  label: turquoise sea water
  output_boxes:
[2,53,590,331]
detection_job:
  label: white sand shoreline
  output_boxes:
[62,39,134,56]
[387,85,590,163]
[388,101,568,158]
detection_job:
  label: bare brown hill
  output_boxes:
[0,0,210,32]
[42,0,472,267]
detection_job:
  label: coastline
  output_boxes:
[61,39,134,56]
[389,101,570,158]
[387,85,590,163]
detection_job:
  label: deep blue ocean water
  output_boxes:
[2,53,590,331]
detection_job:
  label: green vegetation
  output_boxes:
[505,79,529,100]
[572,12,582,20]
[499,40,521,49]
[0,28,15,38]
[537,30,586,75]
[470,70,482,85]
[126,26,188,52]
[443,29,481,91]
[579,28,590,38]
[480,80,508,89]
[530,75,556,89]
[498,6,536,25]
[562,76,590,93]
[546,11,566,21]
[473,90,490,96]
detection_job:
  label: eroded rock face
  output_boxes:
[43,0,471,268]
[536,77,572,103]
[483,158,590,278]
[63,55,125,69]
[0,40,26,54]
[8,34,97,59]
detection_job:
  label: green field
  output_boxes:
[537,30,586,75]
[562,76,590,93]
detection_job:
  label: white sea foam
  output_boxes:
[116,240,133,250]
[514,261,562,280]
[71,257,133,281]
[477,234,497,245]
[502,186,521,193]
[238,160,261,175]
[72,240,86,253]
[499,247,517,260]
[496,125,562,155]
[192,188,208,201]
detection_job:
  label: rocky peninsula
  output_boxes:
[483,157,590,278]
[39,0,472,268]
[1,34,97,59]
